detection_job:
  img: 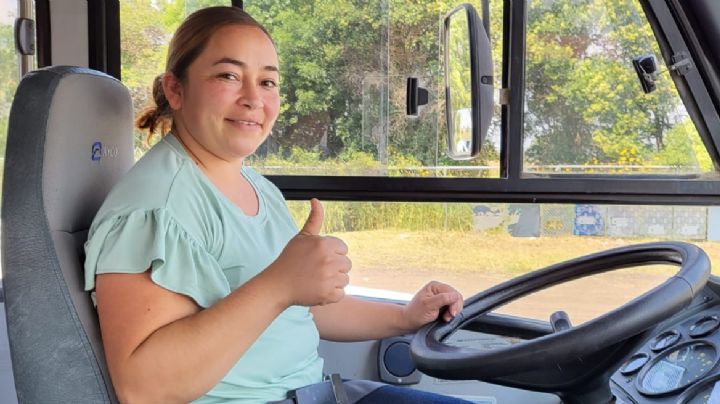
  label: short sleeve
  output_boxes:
[84,209,230,308]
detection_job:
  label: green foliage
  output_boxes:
[248,143,434,176]
[286,200,474,233]
[447,10,472,110]
[246,0,383,154]
[244,0,502,167]
[121,0,172,153]
[0,23,18,159]
[524,0,700,172]
[653,119,713,172]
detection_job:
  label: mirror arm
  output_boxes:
[481,0,490,38]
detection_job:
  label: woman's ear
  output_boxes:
[162,72,184,110]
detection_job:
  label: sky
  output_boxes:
[0,1,16,25]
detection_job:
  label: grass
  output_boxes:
[333,230,720,276]
[332,230,720,323]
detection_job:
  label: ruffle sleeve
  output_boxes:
[84,209,230,308]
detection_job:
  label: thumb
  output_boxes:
[300,198,324,235]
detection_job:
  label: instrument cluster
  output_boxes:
[612,287,720,404]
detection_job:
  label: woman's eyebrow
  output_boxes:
[212,57,278,72]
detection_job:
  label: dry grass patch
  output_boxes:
[335,230,720,276]
[334,230,720,323]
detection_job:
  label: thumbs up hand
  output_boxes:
[300,198,324,236]
[265,199,351,307]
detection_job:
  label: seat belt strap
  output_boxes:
[284,374,349,404]
[328,373,350,404]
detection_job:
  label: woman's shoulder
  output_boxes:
[93,136,208,224]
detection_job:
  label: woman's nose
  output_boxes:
[239,83,262,109]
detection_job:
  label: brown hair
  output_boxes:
[135,6,272,139]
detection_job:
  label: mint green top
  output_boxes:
[84,134,323,403]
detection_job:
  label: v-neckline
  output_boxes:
[163,134,268,222]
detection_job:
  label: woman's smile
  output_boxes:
[225,117,261,127]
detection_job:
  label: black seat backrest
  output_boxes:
[1,66,134,403]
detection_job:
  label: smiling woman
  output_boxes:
[83,6,468,404]
[88,8,331,402]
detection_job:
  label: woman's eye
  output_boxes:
[218,73,238,81]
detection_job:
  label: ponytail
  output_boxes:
[135,74,173,140]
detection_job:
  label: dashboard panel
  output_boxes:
[611,280,720,404]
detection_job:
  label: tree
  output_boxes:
[246,0,385,158]
[653,119,712,173]
[246,0,501,172]
[118,0,705,176]
[524,0,691,172]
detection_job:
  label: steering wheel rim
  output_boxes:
[410,241,710,381]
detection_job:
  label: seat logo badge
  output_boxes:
[91,142,102,161]
[91,141,118,161]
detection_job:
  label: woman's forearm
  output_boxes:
[310,296,414,342]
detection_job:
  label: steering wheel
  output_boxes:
[411,242,710,404]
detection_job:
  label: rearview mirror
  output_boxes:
[443,3,493,160]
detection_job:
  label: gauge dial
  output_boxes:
[638,341,717,396]
[689,316,720,338]
[650,330,681,352]
[620,353,649,376]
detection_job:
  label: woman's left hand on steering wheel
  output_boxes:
[402,281,464,330]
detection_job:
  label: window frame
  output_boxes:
[36,0,51,68]
[88,0,120,79]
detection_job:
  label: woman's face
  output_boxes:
[166,24,280,163]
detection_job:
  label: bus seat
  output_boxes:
[1,66,133,403]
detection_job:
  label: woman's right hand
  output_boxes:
[265,198,351,307]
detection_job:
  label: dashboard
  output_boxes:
[611,280,720,404]
[322,277,720,404]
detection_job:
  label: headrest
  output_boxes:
[7,66,134,233]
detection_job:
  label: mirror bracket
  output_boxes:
[406,77,429,116]
[633,52,695,94]
[670,52,693,75]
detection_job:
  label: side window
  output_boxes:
[523,0,712,175]
[288,199,720,325]
[119,0,230,158]
[246,0,502,178]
